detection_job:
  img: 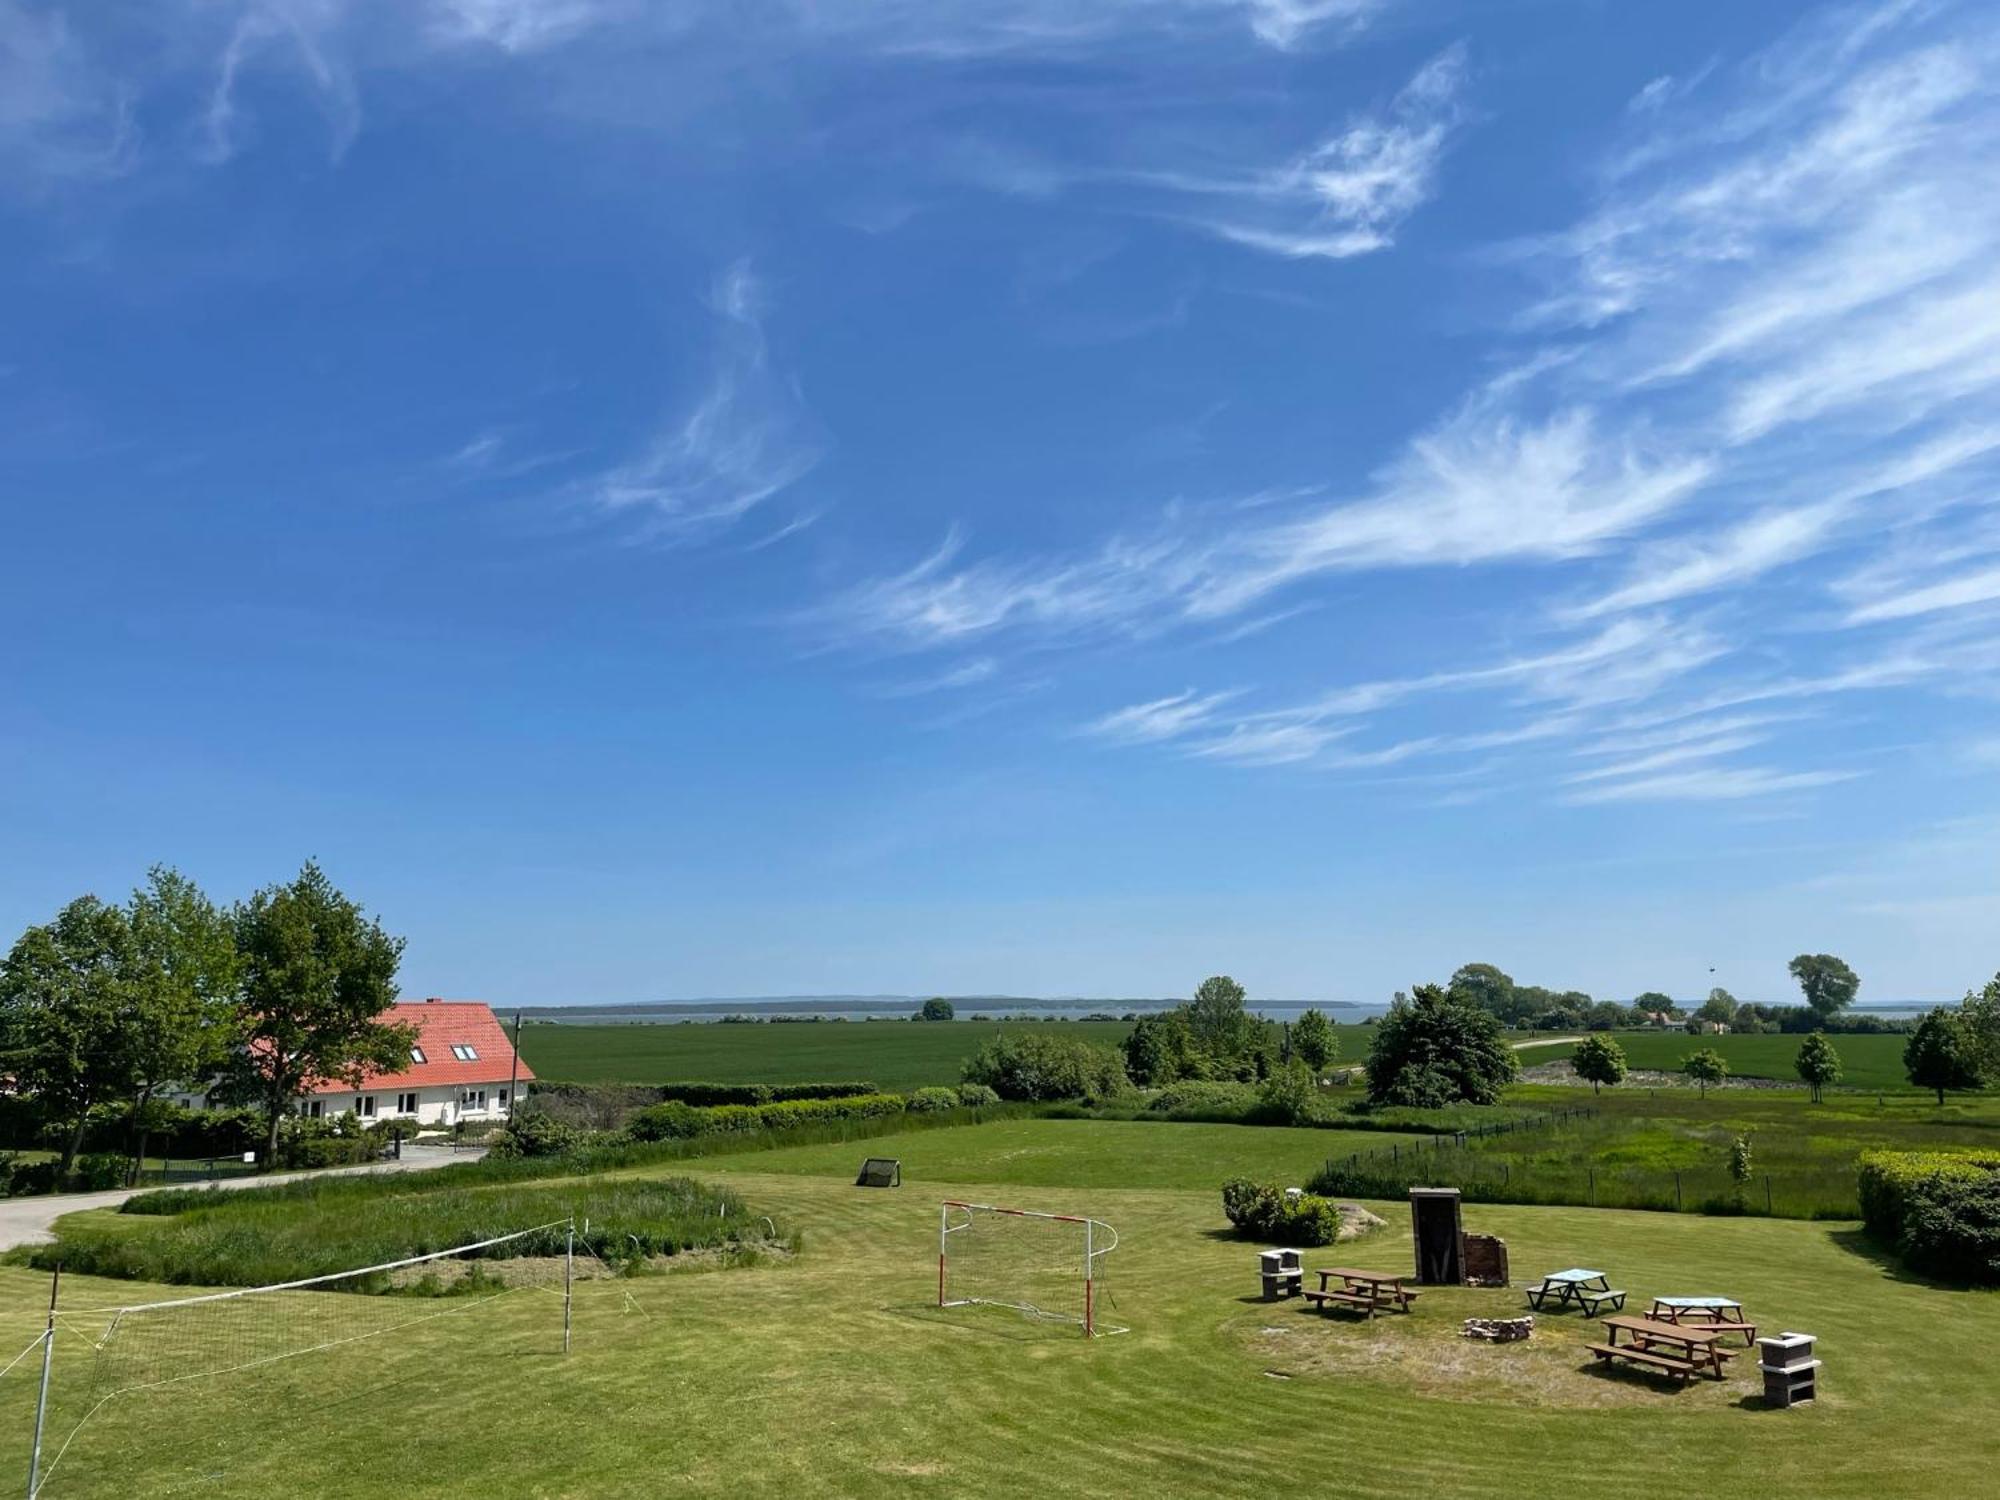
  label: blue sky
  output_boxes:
[5,0,1999,1007]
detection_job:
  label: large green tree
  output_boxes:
[0,896,141,1173]
[1291,1007,1338,1073]
[1793,1032,1843,1104]
[1365,984,1519,1107]
[1122,1010,1205,1086]
[1904,1008,1980,1106]
[1447,963,1517,1021]
[917,997,954,1021]
[1698,988,1738,1024]
[221,862,415,1164]
[1788,953,1860,1024]
[124,867,241,1171]
[1960,974,2000,1082]
[1571,1034,1628,1095]
[1186,975,1255,1069]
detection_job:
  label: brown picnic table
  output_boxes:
[1589,1315,1734,1384]
[1646,1297,1756,1346]
[1302,1268,1421,1319]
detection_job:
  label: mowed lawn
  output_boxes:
[4,1117,1998,1498]
[1538,1031,1913,1090]
[516,1019,1385,1090]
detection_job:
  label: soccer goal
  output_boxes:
[937,1200,1126,1336]
[20,1217,581,1498]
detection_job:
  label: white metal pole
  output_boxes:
[26,1266,58,1500]
[1084,1219,1094,1337]
[937,1203,947,1307]
[563,1220,574,1355]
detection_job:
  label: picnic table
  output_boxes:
[1525,1268,1626,1316]
[1647,1297,1755,1345]
[1589,1315,1734,1383]
[1302,1268,1421,1319]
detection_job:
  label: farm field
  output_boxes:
[515,1018,1385,1090]
[1538,1030,1913,1090]
[3,1115,1996,1498]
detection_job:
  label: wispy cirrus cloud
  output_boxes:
[571,261,823,546]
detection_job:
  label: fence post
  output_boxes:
[1765,1176,1773,1215]
[1588,1167,1595,1206]
[1675,1172,1682,1210]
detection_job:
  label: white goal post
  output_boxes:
[937,1200,1125,1336]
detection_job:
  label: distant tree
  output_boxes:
[918,997,955,1022]
[1292,1007,1338,1073]
[1584,999,1628,1031]
[1684,1015,1703,1036]
[1122,1010,1205,1087]
[1698,988,1738,1025]
[1187,975,1256,1069]
[123,867,241,1171]
[1788,953,1860,1025]
[1365,985,1519,1108]
[1793,1032,1843,1104]
[1255,1061,1320,1126]
[1682,1048,1728,1099]
[962,1030,1130,1101]
[1631,991,1675,1019]
[1571,1034,1628,1095]
[1447,963,1517,1020]
[0,896,140,1174]
[1904,1008,1980,1106]
[219,862,416,1166]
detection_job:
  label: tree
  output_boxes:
[0,896,142,1174]
[123,867,241,1173]
[1187,975,1255,1068]
[1698,988,1737,1025]
[1584,999,1628,1031]
[1728,1132,1754,1204]
[1292,1007,1338,1073]
[1447,963,1516,1020]
[1793,1032,1843,1104]
[1960,974,2000,1083]
[961,1031,1130,1101]
[917,997,954,1022]
[1365,985,1519,1107]
[1682,1047,1728,1099]
[1904,1008,1980,1106]
[1631,991,1675,1020]
[220,862,415,1165]
[1123,1010,1205,1086]
[1571,1034,1628,1095]
[1788,953,1860,1024]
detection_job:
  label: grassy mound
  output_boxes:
[16,1175,785,1289]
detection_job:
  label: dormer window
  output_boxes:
[450,1044,478,1061]
[410,1046,427,1064]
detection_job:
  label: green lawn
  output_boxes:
[1537,1030,1915,1090]
[516,1018,1385,1090]
[5,1115,1995,1498]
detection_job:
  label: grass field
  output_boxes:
[1538,1031,1913,1090]
[3,1115,1998,1498]
[516,1019,1386,1090]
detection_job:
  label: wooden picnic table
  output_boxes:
[1590,1315,1733,1383]
[1303,1268,1421,1319]
[1647,1297,1756,1345]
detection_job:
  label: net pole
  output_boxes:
[25,1265,57,1500]
[1084,1219,1094,1338]
[563,1219,574,1355]
[937,1202,947,1308]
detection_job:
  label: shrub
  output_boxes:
[7,1160,61,1197]
[487,1110,584,1159]
[904,1087,961,1113]
[961,1031,1130,1102]
[74,1153,129,1190]
[1859,1150,2000,1283]
[1366,986,1518,1107]
[1219,1177,1345,1247]
[1250,1063,1324,1126]
[628,1093,908,1142]
[1148,1081,1257,1117]
[954,1083,1000,1108]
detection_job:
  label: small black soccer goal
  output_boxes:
[855,1157,902,1187]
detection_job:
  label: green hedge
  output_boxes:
[1858,1149,2000,1282]
[628,1092,908,1141]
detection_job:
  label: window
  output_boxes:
[300,1099,324,1119]
[356,1095,376,1117]
[497,1089,509,1108]
[450,1043,478,1062]
[461,1088,487,1112]
[396,1092,419,1115]
[410,1046,427,1064]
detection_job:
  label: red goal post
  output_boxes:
[937,1200,1125,1336]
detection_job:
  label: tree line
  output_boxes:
[1441,953,1893,1034]
[0,861,415,1178]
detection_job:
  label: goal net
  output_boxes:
[20,1218,580,1497]
[937,1200,1125,1336]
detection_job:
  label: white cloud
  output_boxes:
[428,0,612,53]
[1845,562,2000,624]
[1090,688,1244,744]
[0,0,133,180]
[574,261,823,543]
[1563,766,1859,805]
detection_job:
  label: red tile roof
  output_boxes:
[304,1000,535,1096]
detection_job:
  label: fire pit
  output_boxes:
[1462,1316,1533,1343]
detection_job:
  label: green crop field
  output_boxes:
[5,1114,1996,1499]
[515,1019,1386,1091]
[1536,1030,1914,1090]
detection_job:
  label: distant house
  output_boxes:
[1639,1011,1675,1028]
[172,998,533,1127]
